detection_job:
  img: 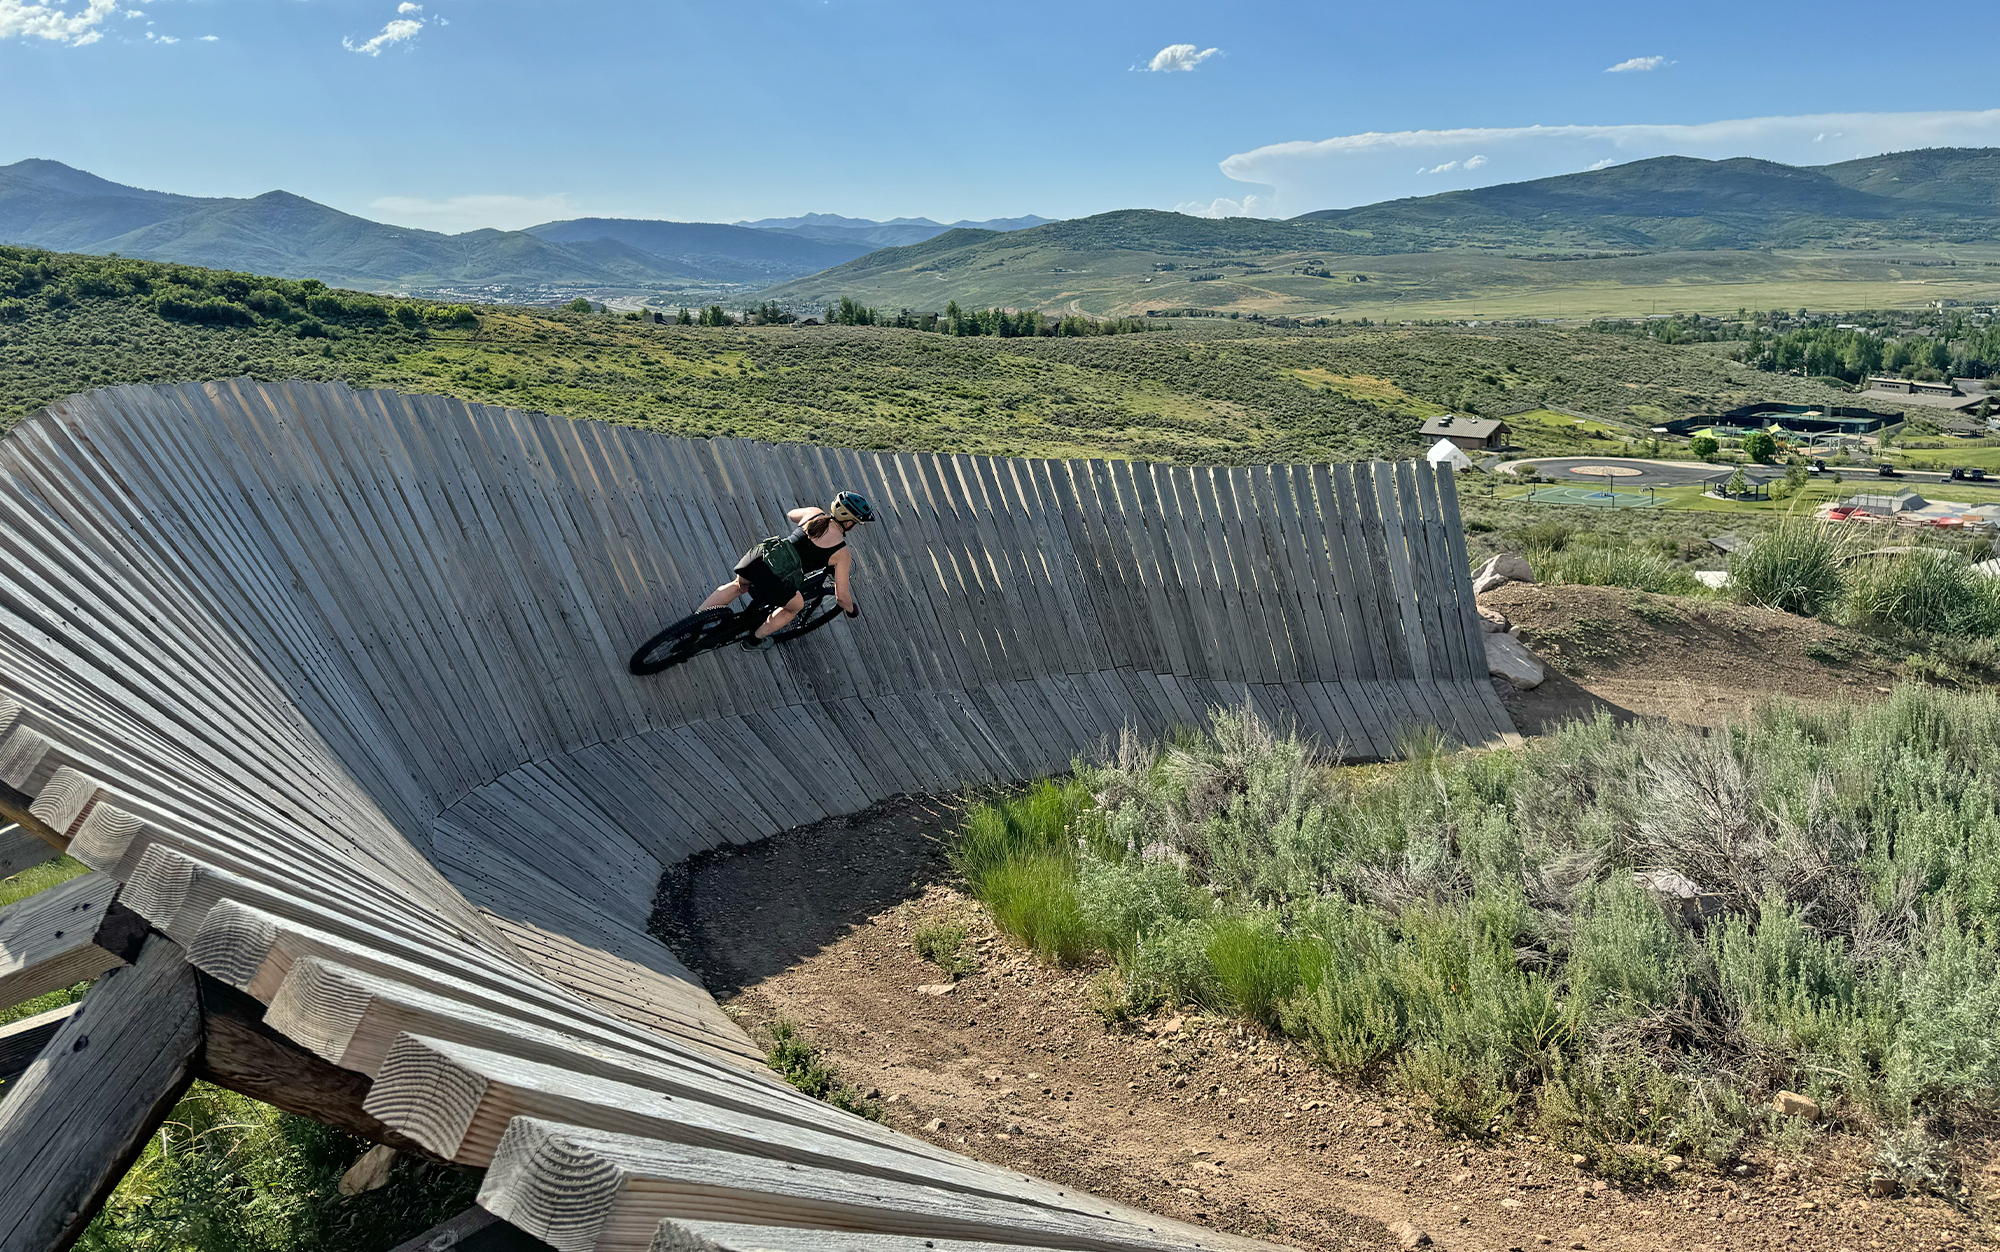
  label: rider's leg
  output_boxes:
[699,576,750,611]
[754,591,806,638]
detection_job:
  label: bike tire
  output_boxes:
[629,608,738,676]
[772,603,844,643]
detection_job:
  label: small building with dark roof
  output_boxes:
[1418,414,1510,451]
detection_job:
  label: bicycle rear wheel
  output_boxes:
[629,608,738,675]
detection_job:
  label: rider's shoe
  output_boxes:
[739,635,776,653]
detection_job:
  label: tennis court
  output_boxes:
[1502,484,1666,508]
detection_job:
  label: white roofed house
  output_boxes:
[1419,413,1511,451]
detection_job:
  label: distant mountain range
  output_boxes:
[10,150,2000,319]
[0,159,1051,294]
[761,148,2000,315]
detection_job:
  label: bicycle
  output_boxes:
[628,569,846,675]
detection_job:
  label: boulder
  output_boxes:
[1473,570,1512,596]
[1388,1220,1432,1249]
[1473,553,1535,589]
[1478,606,1510,634]
[1773,1091,1820,1121]
[1485,633,1545,689]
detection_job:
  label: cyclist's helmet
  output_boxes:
[829,490,875,527]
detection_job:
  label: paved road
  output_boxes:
[1497,455,1965,489]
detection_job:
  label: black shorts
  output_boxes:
[733,547,797,607]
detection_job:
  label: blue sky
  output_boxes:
[7,0,2000,232]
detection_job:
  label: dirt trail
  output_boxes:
[656,798,1989,1252]
[1479,583,1908,734]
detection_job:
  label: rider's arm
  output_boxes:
[832,548,857,616]
[786,506,823,525]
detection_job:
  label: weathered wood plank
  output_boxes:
[0,872,147,1010]
[0,1000,79,1090]
[0,935,201,1252]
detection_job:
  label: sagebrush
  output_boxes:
[956,694,2000,1167]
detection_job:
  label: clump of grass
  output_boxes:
[911,921,978,980]
[764,1020,881,1120]
[1730,513,1854,616]
[1531,544,1700,596]
[81,1081,478,1250]
[1,854,89,908]
[1842,549,2000,639]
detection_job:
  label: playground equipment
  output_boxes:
[0,380,1511,1251]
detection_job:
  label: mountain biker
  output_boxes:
[698,491,874,651]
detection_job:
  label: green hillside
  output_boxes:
[1,245,1861,465]
[762,151,2000,319]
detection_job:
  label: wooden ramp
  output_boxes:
[0,379,1511,1251]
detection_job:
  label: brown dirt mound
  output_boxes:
[1478,583,1905,734]
[657,802,1991,1252]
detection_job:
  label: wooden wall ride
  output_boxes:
[0,380,1511,1251]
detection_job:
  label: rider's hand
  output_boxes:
[844,602,860,619]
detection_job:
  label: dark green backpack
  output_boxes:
[755,533,805,591]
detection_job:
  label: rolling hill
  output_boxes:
[759,149,2000,320]
[734,212,1053,249]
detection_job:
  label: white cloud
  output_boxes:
[344,14,422,55]
[1217,109,2000,215]
[1172,194,1270,219]
[0,0,119,45]
[1605,55,1668,73]
[1145,43,1219,73]
[396,1,421,11]
[1464,154,1488,169]
[142,27,172,41]
[368,192,586,234]
[197,32,213,40]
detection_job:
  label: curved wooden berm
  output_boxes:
[0,380,1512,1252]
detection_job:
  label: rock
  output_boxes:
[1479,606,1510,633]
[1661,1154,1684,1174]
[1868,1174,1896,1197]
[1474,553,1536,587]
[924,1117,948,1132]
[916,983,956,996]
[1388,1219,1432,1249]
[1474,571,1513,595]
[1485,633,1546,689]
[1570,1154,1588,1167]
[1693,570,1732,590]
[1367,1115,1388,1128]
[337,1144,397,1197]
[1499,1197,1524,1209]
[1773,1091,1820,1121]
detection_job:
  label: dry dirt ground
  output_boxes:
[1478,583,1908,733]
[650,589,1985,1252]
[655,798,1989,1252]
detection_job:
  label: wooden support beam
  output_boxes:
[653,1221,1080,1252]
[0,934,201,1252]
[478,1119,1267,1252]
[194,973,437,1159]
[0,782,65,857]
[363,1034,1114,1219]
[0,873,148,1012]
[387,1206,555,1252]
[0,824,58,880]
[0,1001,80,1090]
